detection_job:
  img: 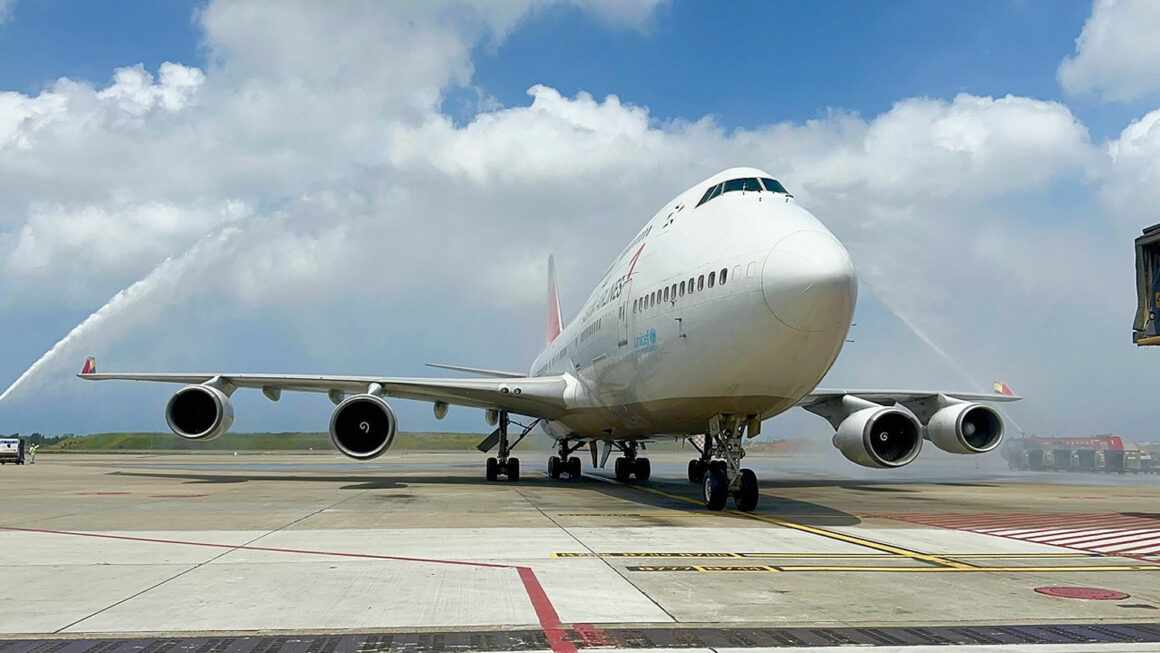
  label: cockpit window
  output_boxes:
[760,177,790,194]
[722,177,762,194]
[695,182,723,207]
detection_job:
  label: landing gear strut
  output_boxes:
[689,415,759,512]
[610,440,650,482]
[480,412,538,482]
[548,438,585,479]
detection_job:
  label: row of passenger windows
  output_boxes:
[579,317,602,342]
[695,177,789,208]
[633,267,729,313]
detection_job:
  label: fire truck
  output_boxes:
[1004,435,1156,474]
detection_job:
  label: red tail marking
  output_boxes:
[80,357,96,375]
[547,255,562,344]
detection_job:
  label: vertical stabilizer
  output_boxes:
[547,255,562,344]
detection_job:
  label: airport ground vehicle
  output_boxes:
[80,167,1020,511]
[1004,435,1156,473]
[0,438,26,465]
[1133,222,1160,346]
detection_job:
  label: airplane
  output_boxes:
[79,166,1021,511]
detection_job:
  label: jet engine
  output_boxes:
[832,406,923,468]
[329,394,398,460]
[165,385,234,440]
[926,402,1004,454]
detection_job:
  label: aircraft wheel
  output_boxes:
[568,456,582,478]
[703,466,728,511]
[548,456,561,479]
[506,457,520,482]
[486,457,499,481]
[688,459,705,483]
[734,468,759,512]
[614,457,632,482]
[634,457,651,481]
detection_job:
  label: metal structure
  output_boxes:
[1133,223,1160,345]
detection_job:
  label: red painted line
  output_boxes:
[1047,529,1158,546]
[0,526,508,569]
[877,515,1160,566]
[2,526,577,653]
[518,567,577,653]
[572,622,611,648]
[1092,534,1160,553]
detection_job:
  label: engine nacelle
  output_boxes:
[926,402,1004,454]
[329,394,398,460]
[165,385,234,440]
[833,406,923,468]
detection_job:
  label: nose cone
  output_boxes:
[762,231,857,332]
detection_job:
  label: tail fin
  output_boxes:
[992,380,1015,396]
[80,356,97,376]
[546,255,562,344]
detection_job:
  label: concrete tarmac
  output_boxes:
[2,449,1160,652]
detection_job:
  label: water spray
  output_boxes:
[0,228,239,404]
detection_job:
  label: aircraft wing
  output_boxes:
[797,387,1022,408]
[79,361,570,419]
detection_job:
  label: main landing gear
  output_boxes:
[610,440,651,482]
[479,411,539,482]
[548,439,585,479]
[687,415,759,512]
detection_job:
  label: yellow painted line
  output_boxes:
[774,565,1160,573]
[556,551,1097,560]
[553,552,742,558]
[627,564,1160,574]
[610,479,975,569]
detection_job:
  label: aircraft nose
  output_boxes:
[762,230,858,332]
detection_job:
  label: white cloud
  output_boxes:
[1058,0,1160,102]
[0,0,14,25]
[1099,108,1160,224]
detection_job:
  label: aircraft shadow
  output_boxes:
[108,470,861,526]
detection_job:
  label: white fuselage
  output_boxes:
[530,167,858,440]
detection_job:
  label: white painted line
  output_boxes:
[1047,528,1160,546]
[1094,536,1160,553]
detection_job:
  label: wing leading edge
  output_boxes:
[78,359,569,420]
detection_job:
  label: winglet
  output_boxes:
[546,255,562,344]
[992,380,1015,397]
[80,356,97,376]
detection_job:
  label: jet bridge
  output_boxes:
[1133,222,1160,346]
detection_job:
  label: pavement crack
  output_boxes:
[512,484,679,624]
[54,487,364,634]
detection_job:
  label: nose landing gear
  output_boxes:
[688,415,760,511]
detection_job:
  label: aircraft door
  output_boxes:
[618,275,632,348]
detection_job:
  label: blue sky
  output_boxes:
[0,1,1114,133]
[2,1,1160,441]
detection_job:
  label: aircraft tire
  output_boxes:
[507,457,520,482]
[734,468,759,512]
[486,457,499,481]
[634,457,651,481]
[548,456,561,479]
[614,457,632,482]
[688,460,705,483]
[568,456,582,478]
[703,467,728,511]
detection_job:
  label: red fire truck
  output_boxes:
[1004,435,1156,473]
